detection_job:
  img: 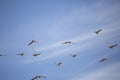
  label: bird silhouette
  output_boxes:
[32,48,41,56]
[108,44,118,48]
[99,58,108,62]
[32,53,40,56]
[56,62,62,67]
[62,41,71,44]
[28,40,36,46]
[95,29,102,34]
[0,54,6,56]
[71,54,77,58]
[16,53,24,56]
[31,75,46,80]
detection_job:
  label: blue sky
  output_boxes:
[0,0,120,80]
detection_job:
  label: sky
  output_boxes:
[0,0,120,80]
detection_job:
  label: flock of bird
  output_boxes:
[0,29,119,80]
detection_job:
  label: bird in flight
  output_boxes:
[31,75,47,80]
[0,54,6,56]
[32,48,41,56]
[95,29,102,34]
[28,40,36,46]
[108,44,118,48]
[32,53,41,56]
[56,62,62,67]
[71,54,77,58]
[16,53,24,56]
[99,58,108,62]
[62,41,72,44]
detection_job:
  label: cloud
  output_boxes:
[70,62,120,80]
[24,0,120,64]
[24,24,120,64]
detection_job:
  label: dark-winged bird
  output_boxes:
[31,75,46,80]
[71,54,77,58]
[99,58,108,62]
[56,62,62,67]
[108,44,118,48]
[28,40,36,46]
[16,53,24,56]
[0,54,6,56]
[37,75,47,78]
[32,53,40,56]
[62,41,71,44]
[95,29,102,34]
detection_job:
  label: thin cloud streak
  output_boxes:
[24,25,119,64]
[70,62,120,80]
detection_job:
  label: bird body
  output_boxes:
[28,40,36,46]
[99,58,108,62]
[62,41,71,44]
[32,53,40,56]
[0,54,6,56]
[95,29,102,34]
[31,75,46,80]
[71,54,77,58]
[16,53,24,56]
[108,44,118,48]
[56,62,62,67]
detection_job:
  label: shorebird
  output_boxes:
[71,54,77,58]
[62,41,72,44]
[28,40,36,46]
[56,62,62,67]
[99,58,108,62]
[108,44,118,48]
[32,53,40,56]
[0,54,6,56]
[95,29,102,34]
[31,75,46,80]
[16,53,24,56]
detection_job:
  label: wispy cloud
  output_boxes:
[24,24,120,64]
[24,0,120,64]
[69,62,120,80]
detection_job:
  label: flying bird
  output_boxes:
[108,44,118,48]
[0,54,6,56]
[56,62,62,67]
[16,53,24,56]
[31,76,37,80]
[99,58,108,62]
[62,41,72,44]
[32,48,41,56]
[37,75,47,78]
[28,40,36,46]
[95,29,102,34]
[31,75,46,80]
[32,53,41,56]
[71,54,77,58]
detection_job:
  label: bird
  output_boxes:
[99,58,108,62]
[108,44,118,48]
[37,75,47,78]
[31,75,46,80]
[95,29,102,34]
[71,54,77,58]
[16,53,24,56]
[31,76,37,80]
[32,48,41,56]
[28,40,36,46]
[56,62,62,67]
[0,54,6,56]
[32,53,40,56]
[62,41,72,44]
